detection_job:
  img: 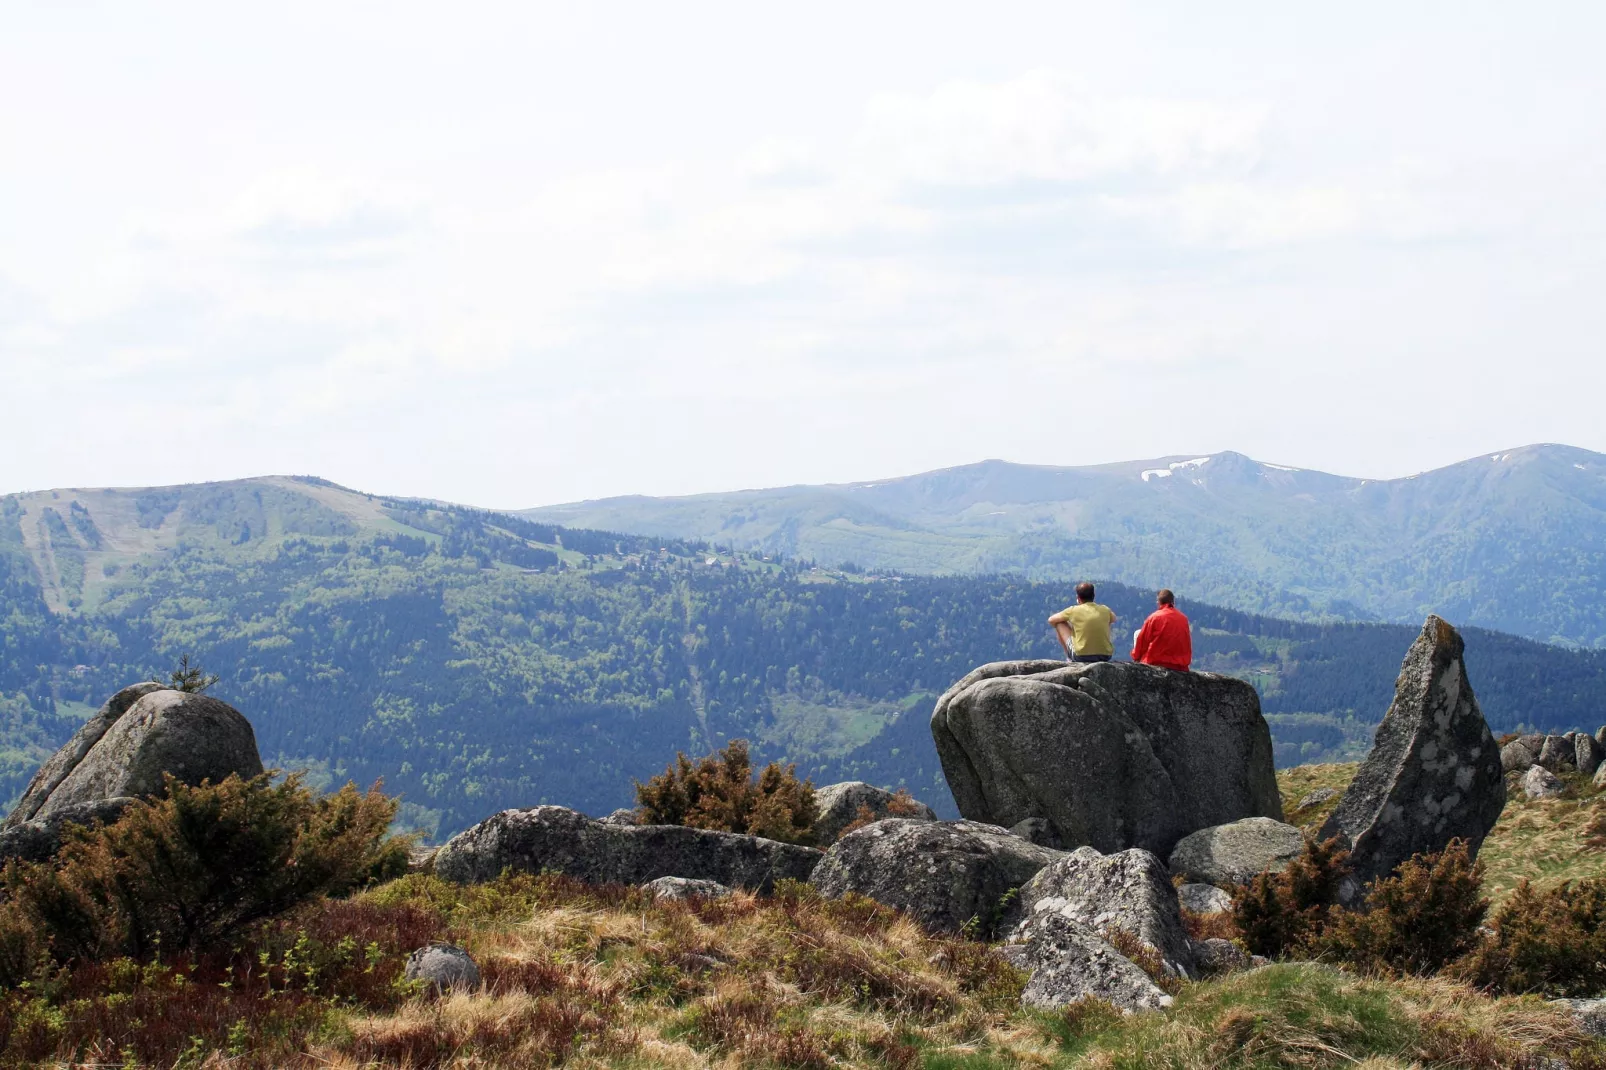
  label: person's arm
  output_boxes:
[1131,616,1152,662]
[1047,609,1068,624]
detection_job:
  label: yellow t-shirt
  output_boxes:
[1061,602,1115,656]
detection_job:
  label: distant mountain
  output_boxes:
[522,444,1606,648]
[4,475,1606,839]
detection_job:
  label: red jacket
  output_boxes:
[1132,604,1192,671]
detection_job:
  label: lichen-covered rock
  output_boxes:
[1010,817,1065,849]
[1538,735,1577,773]
[932,660,1281,858]
[1177,883,1233,915]
[1167,817,1304,888]
[1523,764,1565,799]
[434,806,821,892]
[406,845,439,874]
[26,690,264,825]
[643,876,732,900]
[1501,739,1538,774]
[404,943,480,993]
[1554,998,1606,1038]
[1007,847,1195,978]
[4,683,165,828]
[810,818,1064,934]
[1018,913,1172,1012]
[0,797,137,864]
[598,808,639,826]
[811,781,935,844]
[1577,735,1604,778]
[1318,616,1505,905]
[1294,787,1338,811]
[1595,763,1606,790]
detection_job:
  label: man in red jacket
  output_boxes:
[1131,589,1192,671]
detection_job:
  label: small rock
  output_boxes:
[1595,763,1606,790]
[811,781,935,845]
[1294,787,1338,810]
[405,943,480,993]
[1577,735,1604,778]
[1167,817,1305,887]
[1010,817,1065,849]
[1019,913,1172,1013]
[1501,739,1538,774]
[1191,938,1252,976]
[1177,883,1234,915]
[406,845,438,874]
[1538,735,1576,773]
[599,808,639,826]
[643,876,731,900]
[1554,997,1606,1038]
[1523,765,1565,800]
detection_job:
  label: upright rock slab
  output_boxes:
[932,660,1280,857]
[1318,616,1505,905]
[434,806,821,892]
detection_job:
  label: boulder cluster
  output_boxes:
[1503,727,1606,798]
[7,612,1514,1017]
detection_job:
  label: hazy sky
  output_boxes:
[3,2,1603,507]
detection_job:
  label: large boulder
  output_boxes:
[1523,765,1565,799]
[1167,817,1305,887]
[932,660,1280,857]
[5,682,164,828]
[810,818,1064,934]
[433,806,820,892]
[811,781,936,845]
[1577,735,1604,778]
[1501,738,1538,774]
[1006,847,1195,978]
[7,686,263,828]
[1017,913,1173,1012]
[1538,735,1576,773]
[1318,616,1505,905]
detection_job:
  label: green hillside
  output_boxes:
[523,443,1606,648]
[4,476,1605,840]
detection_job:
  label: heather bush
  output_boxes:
[1316,839,1489,976]
[1452,877,1606,996]
[0,772,406,975]
[635,738,818,844]
[1232,834,1351,958]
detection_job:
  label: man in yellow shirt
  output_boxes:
[1048,582,1118,663]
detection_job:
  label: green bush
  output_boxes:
[635,739,817,844]
[0,772,406,979]
[1316,839,1488,976]
[1452,877,1606,996]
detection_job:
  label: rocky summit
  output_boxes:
[931,659,1281,857]
[1319,615,1506,904]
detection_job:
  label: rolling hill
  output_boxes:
[522,443,1606,648]
[4,475,1605,840]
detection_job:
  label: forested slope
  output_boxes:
[3,479,1604,838]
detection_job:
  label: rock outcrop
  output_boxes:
[932,660,1281,857]
[6,685,263,830]
[1318,616,1505,905]
[810,818,1064,934]
[433,806,820,892]
[1017,913,1173,1012]
[1166,817,1305,888]
[810,781,936,844]
[1007,847,1195,978]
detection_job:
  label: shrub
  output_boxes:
[0,772,405,975]
[1452,877,1606,996]
[1317,839,1488,976]
[1232,835,1350,958]
[635,739,817,844]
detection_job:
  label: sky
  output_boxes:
[3,2,1604,508]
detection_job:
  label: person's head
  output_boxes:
[1157,589,1175,607]
[1075,582,1096,603]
